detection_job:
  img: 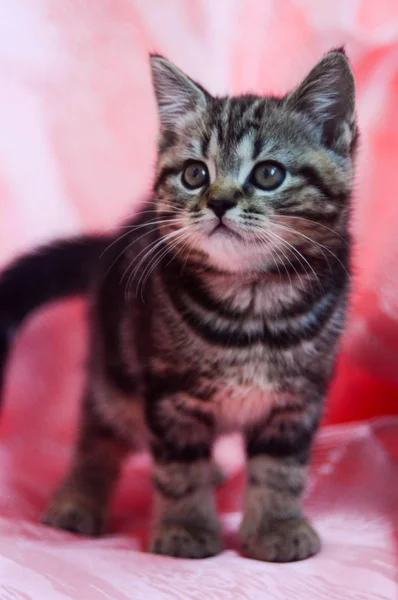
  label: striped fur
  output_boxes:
[0,49,357,562]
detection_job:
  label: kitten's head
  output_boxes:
[150,50,357,274]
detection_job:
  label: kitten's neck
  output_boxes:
[161,256,301,319]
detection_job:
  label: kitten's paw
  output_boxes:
[241,518,320,562]
[150,524,223,559]
[41,492,105,537]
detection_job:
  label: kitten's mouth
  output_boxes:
[210,221,242,240]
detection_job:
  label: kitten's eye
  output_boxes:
[251,162,286,191]
[182,161,209,189]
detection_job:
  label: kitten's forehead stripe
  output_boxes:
[252,133,265,161]
[201,129,211,158]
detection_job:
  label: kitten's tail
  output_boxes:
[0,235,108,396]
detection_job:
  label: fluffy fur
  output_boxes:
[0,49,357,562]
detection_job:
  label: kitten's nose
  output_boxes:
[207,197,236,218]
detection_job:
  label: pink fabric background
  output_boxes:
[0,1,397,598]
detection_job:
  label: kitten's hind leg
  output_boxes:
[42,391,130,536]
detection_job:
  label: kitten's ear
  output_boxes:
[150,55,209,128]
[285,49,356,152]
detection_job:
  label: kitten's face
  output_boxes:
[151,52,357,274]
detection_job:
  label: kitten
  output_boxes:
[0,49,357,562]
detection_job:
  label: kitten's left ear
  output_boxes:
[150,55,209,128]
[285,49,356,153]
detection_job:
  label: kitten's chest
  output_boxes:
[213,384,273,431]
[208,361,278,431]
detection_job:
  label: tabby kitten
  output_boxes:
[0,49,357,562]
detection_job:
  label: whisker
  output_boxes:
[273,223,350,278]
[103,218,187,281]
[283,241,321,292]
[178,231,197,275]
[137,229,193,300]
[250,231,284,285]
[254,229,303,290]
[127,206,175,216]
[256,227,317,290]
[276,215,346,241]
[122,228,178,288]
[125,225,193,300]
[133,227,193,301]
[100,216,184,258]
[272,223,332,274]
[269,230,322,286]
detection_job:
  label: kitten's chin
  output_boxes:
[195,231,269,274]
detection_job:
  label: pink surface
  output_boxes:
[0,1,398,598]
[1,417,398,599]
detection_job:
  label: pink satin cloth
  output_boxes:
[0,1,398,598]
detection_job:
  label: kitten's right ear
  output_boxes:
[150,55,209,128]
[285,49,356,153]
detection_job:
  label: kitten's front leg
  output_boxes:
[148,396,222,558]
[241,405,321,562]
